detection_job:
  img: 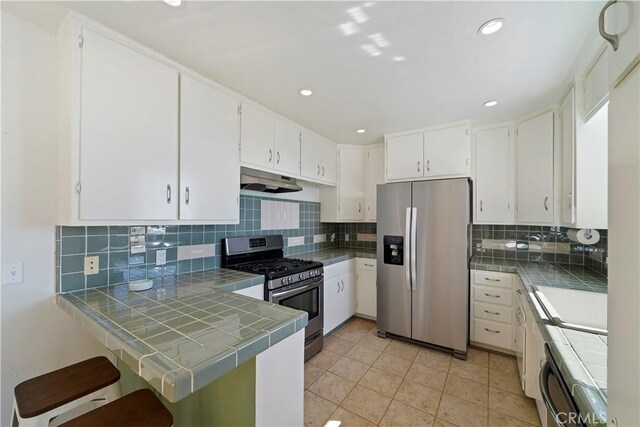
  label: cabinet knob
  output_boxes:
[276,151,280,164]
[185,186,190,205]
[322,166,325,176]
[427,160,430,172]
[317,165,321,175]
[166,184,172,204]
[544,196,549,211]
[358,203,362,213]
[480,200,483,212]
[268,149,273,162]
[417,161,421,172]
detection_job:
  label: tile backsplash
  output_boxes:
[472,224,608,275]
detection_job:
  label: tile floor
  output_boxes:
[304,317,541,427]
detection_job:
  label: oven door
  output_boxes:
[270,276,323,340]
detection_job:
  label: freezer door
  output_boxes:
[411,179,470,353]
[376,182,412,338]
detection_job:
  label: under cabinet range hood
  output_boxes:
[240,167,303,193]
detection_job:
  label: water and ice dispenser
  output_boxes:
[383,235,404,265]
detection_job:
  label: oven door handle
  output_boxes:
[272,281,320,300]
[540,361,564,427]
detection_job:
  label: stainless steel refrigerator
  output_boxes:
[376,178,471,358]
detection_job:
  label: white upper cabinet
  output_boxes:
[424,124,471,178]
[516,111,555,224]
[365,145,384,222]
[474,126,514,224]
[79,28,179,221]
[300,129,337,185]
[560,87,576,226]
[180,75,239,223]
[584,48,609,120]
[273,118,301,176]
[320,147,364,222]
[386,133,424,180]
[240,103,276,170]
[601,0,640,87]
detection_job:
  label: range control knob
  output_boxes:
[288,277,294,284]
[281,278,287,285]
[299,273,304,280]
[309,271,315,277]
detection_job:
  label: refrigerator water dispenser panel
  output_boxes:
[383,235,404,265]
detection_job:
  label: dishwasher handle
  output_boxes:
[540,361,563,427]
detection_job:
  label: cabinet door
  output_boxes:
[274,118,301,176]
[604,0,640,87]
[300,129,324,181]
[560,88,576,226]
[365,145,384,221]
[516,112,554,224]
[338,148,365,221]
[424,125,471,177]
[340,271,357,322]
[240,103,275,169]
[386,133,424,180]
[475,127,513,223]
[180,75,239,222]
[321,138,338,185]
[356,266,377,318]
[79,29,178,220]
[323,275,342,334]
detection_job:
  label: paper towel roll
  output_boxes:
[567,228,600,245]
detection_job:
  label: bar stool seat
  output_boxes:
[60,389,173,427]
[13,356,120,425]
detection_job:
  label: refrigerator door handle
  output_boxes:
[411,207,417,291]
[405,207,412,291]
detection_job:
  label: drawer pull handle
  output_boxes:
[484,328,501,334]
[484,277,501,282]
[484,310,500,315]
[364,263,374,267]
[484,293,500,298]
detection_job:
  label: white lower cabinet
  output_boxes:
[355,259,377,318]
[470,270,515,352]
[323,259,358,334]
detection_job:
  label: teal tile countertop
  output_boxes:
[471,256,607,426]
[299,248,376,265]
[56,269,307,403]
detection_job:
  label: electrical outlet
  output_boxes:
[84,256,99,275]
[3,262,23,285]
[345,234,350,242]
[156,250,167,266]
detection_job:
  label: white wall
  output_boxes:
[0,12,111,425]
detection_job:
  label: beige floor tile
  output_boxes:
[359,331,391,352]
[358,366,403,398]
[437,393,488,427]
[308,349,342,370]
[329,356,370,383]
[341,385,392,424]
[394,379,442,416]
[380,400,436,427]
[325,336,356,355]
[414,347,452,372]
[373,353,413,377]
[467,347,490,367]
[308,371,356,405]
[305,363,325,389]
[489,353,519,375]
[489,368,525,396]
[449,358,489,385]
[443,373,489,407]
[489,387,539,425]
[327,407,377,427]
[384,339,421,362]
[335,327,369,343]
[434,418,458,427]
[407,362,448,390]
[346,344,383,365]
[304,390,337,427]
[489,410,540,427]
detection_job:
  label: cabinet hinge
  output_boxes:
[78,35,84,48]
[75,181,81,194]
[237,105,242,115]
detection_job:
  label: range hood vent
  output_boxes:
[240,167,303,193]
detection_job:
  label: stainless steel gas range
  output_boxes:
[222,235,324,361]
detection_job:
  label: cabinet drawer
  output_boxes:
[473,285,512,306]
[357,258,377,270]
[473,319,513,350]
[472,271,513,289]
[473,302,512,324]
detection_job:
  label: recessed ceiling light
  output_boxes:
[392,56,406,62]
[300,89,313,96]
[163,0,182,7]
[356,129,366,134]
[483,100,498,107]
[478,18,504,35]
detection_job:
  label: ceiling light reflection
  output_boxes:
[361,44,381,57]
[392,56,406,62]
[347,7,369,24]
[340,22,359,36]
[369,33,390,48]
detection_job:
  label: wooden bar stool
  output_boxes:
[60,389,173,427]
[12,356,121,427]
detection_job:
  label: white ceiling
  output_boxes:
[3,1,603,145]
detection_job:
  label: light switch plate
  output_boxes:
[130,244,146,254]
[313,234,326,244]
[288,236,305,247]
[3,262,23,285]
[156,250,167,266]
[84,256,99,275]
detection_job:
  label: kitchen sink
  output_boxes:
[533,286,607,334]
